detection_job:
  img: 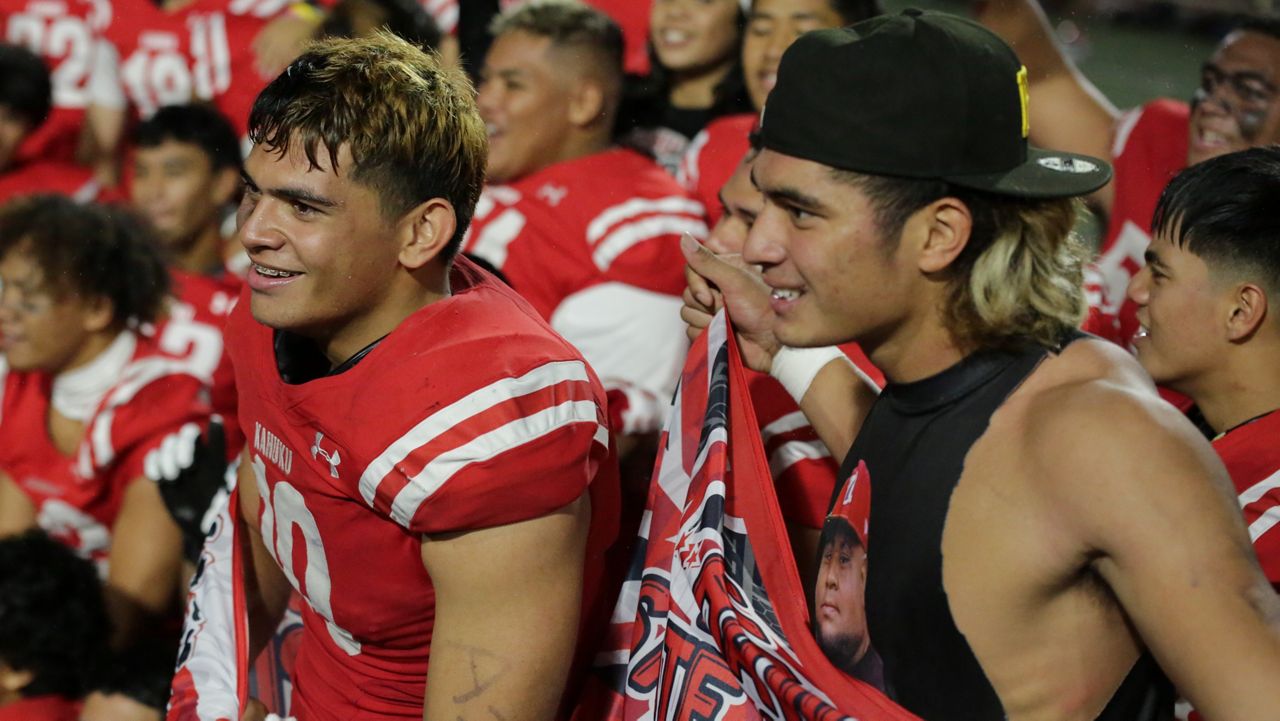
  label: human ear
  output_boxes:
[398,198,457,270]
[915,198,972,274]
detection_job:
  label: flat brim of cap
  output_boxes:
[943,147,1112,199]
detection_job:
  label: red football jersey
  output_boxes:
[463,148,706,435]
[96,0,283,138]
[156,268,242,455]
[1082,99,1189,349]
[0,158,114,204]
[677,113,755,227]
[1,0,109,163]
[0,333,211,572]
[227,261,620,720]
[1213,409,1280,588]
[0,695,81,721]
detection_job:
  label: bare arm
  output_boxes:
[420,494,591,721]
[236,448,293,661]
[106,476,186,649]
[0,469,36,537]
[974,0,1120,211]
[1045,385,1280,718]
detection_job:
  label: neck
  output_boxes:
[669,60,733,109]
[174,225,226,276]
[866,306,967,385]
[51,330,134,421]
[1184,346,1280,434]
[319,266,450,367]
[552,131,612,169]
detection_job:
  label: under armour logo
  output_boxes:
[536,183,568,207]
[310,432,341,479]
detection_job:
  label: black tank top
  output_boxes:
[835,337,1173,720]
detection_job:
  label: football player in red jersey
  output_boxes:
[0,44,105,203]
[0,196,212,650]
[977,1,1280,352]
[468,0,703,441]
[223,32,619,720]
[1127,147,1280,593]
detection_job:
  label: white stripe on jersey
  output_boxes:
[1110,107,1144,159]
[761,412,809,442]
[1250,507,1280,544]
[468,207,526,270]
[677,129,711,192]
[359,359,592,508]
[768,440,830,480]
[388,399,603,527]
[592,216,708,272]
[84,355,198,472]
[586,196,705,245]
[1239,469,1280,507]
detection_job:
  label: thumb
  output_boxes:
[681,233,748,290]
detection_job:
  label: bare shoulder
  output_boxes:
[1006,337,1230,521]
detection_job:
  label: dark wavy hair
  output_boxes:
[0,195,171,326]
[0,531,109,699]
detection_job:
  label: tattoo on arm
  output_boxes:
[450,644,512,705]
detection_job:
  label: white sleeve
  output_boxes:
[549,282,687,435]
[88,39,126,110]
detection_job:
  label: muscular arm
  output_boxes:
[1043,384,1280,718]
[974,0,1120,211]
[106,476,186,649]
[0,470,36,537]
[236,449,293,661]
[420,494,591,721]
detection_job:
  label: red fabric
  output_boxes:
[0,159,118,205]
[747,369,839,531]
[463,148,706,435]
[0,333,210,571]
[1213,410,1280,588]
[0,695,81,721]
[677,113,756,227]
[585,0,649,76]
[99,0,284,139]
[574,311,917,721]
[160,268,243,455]
[225,259,620,720]
[1082,99,1189,348]
[0,0,108,164]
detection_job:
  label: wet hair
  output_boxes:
[248,32,487,260]
[0,43,52,129]
[1152,145,1280,296]
[490,0,626,115]
[828,0,883,25]
[0,530,109,699]
[833,171,1087,352]
[134,103,243,172]
[0,195,171,326]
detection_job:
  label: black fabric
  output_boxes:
[836,333,1172,720]
[273,331,384,385]
[759,10,1111,199]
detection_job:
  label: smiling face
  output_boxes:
[650,0,741,75]
[237,141,409,357]
[477,30,578,184]
[1188,30,1280,166]
[744,149,916,350]
[0,249,108,374]
[742,0,843,110]
[1127,228,1231,396]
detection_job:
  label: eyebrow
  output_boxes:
[750,168,825,211]
[1143,250,1166,268]
[241,169,341,210]
[1204,62,1277,88]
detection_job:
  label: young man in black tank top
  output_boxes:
[681,10,1280,720]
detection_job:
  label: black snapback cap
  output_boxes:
[758,8,1112,199]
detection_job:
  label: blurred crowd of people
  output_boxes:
[0,0,1278,719]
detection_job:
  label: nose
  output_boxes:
[476,78,499,118]
[236,196,286,254]
[1127,264,1152,307]
[742,206,787,268]
[823,558,839,590]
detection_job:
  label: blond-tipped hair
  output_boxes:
[248,31,487,258]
